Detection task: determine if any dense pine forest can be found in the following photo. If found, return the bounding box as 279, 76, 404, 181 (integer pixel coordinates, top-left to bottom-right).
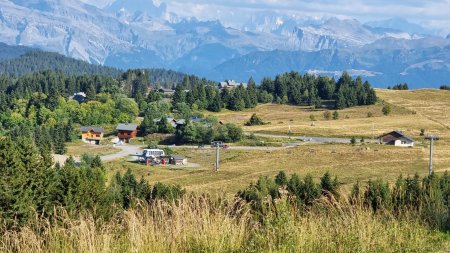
0, 51, 122, 77
171, 71, 377, 112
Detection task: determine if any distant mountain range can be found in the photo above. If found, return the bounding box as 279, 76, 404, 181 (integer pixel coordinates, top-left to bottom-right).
0, 0, 449, 88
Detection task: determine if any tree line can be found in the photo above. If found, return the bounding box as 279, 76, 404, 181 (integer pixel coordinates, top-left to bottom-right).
0, 136, 184, 228
172, 71, 377, 112
238, 171, 450, 231
388, 83, 409, 90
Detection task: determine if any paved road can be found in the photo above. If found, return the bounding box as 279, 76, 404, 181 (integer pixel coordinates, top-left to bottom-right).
53, 144, 144, 165
169, 144, 304, 151
102, 144, 143, 161
247, 132, 377, 144
54, 131, 372, 164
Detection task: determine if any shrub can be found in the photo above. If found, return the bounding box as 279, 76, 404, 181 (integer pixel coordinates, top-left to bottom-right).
275, 171, 288, 186
332, 111, 339, 120
245, 114, 265, 126
382, 104, 391, 116
147, 141, 158, 149
367, 112, 373, 118
350, 137, 356, 145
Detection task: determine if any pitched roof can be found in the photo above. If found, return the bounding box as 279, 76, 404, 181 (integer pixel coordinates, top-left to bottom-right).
379, 130, 415, 142
175, 119, 186, 125
171, 155, 186, 160
219, 80, 248, 89
116, 123, 138, 131
158, 88, 174, 93
81, 127, 104, 133
74, 92, 86, 97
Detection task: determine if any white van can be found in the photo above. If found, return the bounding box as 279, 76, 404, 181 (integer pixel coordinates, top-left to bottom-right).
139, 149, 165, 162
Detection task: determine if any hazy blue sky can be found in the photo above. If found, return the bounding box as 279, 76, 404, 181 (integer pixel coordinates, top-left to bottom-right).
82, 0, 450, 34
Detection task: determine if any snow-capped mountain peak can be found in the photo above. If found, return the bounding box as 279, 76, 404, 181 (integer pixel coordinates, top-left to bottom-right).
0, 0, 448, 88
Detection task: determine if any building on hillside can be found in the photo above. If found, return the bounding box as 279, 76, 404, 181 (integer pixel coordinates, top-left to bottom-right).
154, 117, 178, 128
219, 80, 247, 90
81, 127, 104, 145
170, 155, 188, 165
70, 92, 87, 103
158, 88, 175, 96
378, 131, 415, 147
154, 117, 202, 129
116, 123, 139, 143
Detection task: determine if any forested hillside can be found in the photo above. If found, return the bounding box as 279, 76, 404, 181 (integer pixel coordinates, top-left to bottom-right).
0, 51, 122, 77
0, 42, 36, 60
0, 43, 187, 85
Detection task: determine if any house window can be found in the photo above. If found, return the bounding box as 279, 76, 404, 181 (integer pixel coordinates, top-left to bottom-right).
96, 134, 100, 137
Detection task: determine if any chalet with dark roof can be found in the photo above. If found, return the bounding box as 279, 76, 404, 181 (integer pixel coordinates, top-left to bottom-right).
379, 131, 415, 147
71, 92, 87, 103
158, 88, 175, 96
116, 123, 139, 143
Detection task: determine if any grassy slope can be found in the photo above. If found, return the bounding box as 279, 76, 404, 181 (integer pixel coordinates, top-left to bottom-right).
205, 89, 450, 141
106, 89, 450, 196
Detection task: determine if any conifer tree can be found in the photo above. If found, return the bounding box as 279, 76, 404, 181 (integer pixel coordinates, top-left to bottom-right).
85, 83, 96, 101
52, 124, 67, 155
208, 93, 222, 112
0, 137, 33, 226
275, 171, 288, 186
140, 113, 157, 135
172, 84, 186, 107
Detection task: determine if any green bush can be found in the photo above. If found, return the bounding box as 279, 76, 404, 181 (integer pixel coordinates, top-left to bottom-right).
245, 113, 265, 126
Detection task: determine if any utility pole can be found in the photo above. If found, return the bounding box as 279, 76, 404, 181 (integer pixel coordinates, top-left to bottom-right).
425, 135, 440, 176
214, 141, 220, 172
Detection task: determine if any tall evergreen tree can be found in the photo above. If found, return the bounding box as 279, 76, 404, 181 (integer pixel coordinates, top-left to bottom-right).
246, 77, 258, 108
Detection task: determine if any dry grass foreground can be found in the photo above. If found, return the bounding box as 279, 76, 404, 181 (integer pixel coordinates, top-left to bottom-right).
1, 197, 448, 253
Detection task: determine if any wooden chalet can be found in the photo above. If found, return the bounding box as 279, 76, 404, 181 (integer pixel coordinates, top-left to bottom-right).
158, 88, 175, 96
81, 127, 104, 145
379, 131, 415, 147
116, 123, 139, 143
219, 80, 247, 90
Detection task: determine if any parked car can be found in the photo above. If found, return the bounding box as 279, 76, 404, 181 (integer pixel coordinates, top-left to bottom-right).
198, 144, 205, 148
222, 144, 229, 149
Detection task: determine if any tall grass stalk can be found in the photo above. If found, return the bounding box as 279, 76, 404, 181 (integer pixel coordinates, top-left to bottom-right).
0, 196, 447, 253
